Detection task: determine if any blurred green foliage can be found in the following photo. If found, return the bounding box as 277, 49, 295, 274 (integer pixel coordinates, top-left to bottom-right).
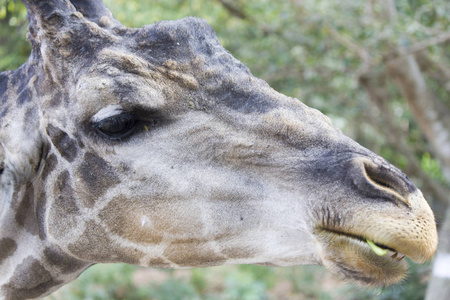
421, 152, 446, 182
0, 0, 29, 71
44, 261, 430, 300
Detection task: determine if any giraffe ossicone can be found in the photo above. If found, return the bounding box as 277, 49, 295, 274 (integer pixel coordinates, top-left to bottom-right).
0, 0, 438, 299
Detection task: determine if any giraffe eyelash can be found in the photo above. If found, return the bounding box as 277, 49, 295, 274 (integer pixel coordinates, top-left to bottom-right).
91, 105, 125, 123
89, 105, 168, 142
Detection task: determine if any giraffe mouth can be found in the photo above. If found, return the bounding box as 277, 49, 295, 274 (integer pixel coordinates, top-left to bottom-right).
321, 228, 407, 262
365, 239, 405, 261
315, 227, 411, 286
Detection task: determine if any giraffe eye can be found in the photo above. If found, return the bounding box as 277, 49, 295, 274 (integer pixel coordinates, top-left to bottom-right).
94, 113, 136, 140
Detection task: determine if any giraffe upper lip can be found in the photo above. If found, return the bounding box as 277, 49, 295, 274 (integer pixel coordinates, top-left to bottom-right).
319, 226, 431, 263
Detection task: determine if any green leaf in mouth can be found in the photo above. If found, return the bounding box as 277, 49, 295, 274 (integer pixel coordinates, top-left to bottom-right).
366, 239, 388, 256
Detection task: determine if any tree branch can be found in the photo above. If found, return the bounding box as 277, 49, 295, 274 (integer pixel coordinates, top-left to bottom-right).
325, 24, 375, 65
384, 32, 450, 61
415, 51, 450, 89
216, 0, 248, 20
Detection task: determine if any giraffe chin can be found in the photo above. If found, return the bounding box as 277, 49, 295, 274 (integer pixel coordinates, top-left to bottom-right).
315, 230, 408, 287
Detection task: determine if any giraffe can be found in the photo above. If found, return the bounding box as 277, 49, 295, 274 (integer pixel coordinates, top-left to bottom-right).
0, 0, 438, 299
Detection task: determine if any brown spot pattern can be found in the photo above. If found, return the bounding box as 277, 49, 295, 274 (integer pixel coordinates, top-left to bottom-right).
43, 246, 88, 274
99, 194, 207, 246
48, 171, 80, 238
14, 184, 39, 236
36, 190, 47, 240
41, 153, 57, 181
68, 220, 144, 264
0, 238, 17, 265
3, 256, 63, 300
99, 195, 163, 244
77, 152, 120, 206
220, 245, 256, 260
17, 87, 32, 107
163, 241, 226, 267
46, 124, 78, 162
147, 257, 172, 268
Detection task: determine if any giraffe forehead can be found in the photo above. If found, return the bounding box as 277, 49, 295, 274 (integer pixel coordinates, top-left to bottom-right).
75, 61, 167, 119
60, 17, 265, 121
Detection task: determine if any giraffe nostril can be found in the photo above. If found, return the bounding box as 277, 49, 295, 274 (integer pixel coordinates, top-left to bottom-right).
363, 161, 410, 205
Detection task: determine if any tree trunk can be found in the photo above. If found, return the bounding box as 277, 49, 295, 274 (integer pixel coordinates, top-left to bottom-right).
385, 53, 450, 300
426, 206, 450, 299
386, 55, 450, 180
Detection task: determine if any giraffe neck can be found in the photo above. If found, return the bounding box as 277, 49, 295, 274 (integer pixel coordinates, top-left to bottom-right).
0, 66, 90, 299
0, 179, 90, 299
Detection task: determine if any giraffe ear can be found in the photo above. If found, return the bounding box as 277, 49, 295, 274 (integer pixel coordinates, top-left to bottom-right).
70, 0, 122, 28
23, 0, 77, 51
23, 0, 122, 50
0, 132, 43, 217
0, 116, 44, 186
23, 0, 122, 85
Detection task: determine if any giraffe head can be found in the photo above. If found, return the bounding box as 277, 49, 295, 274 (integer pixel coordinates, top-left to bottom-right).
0, 0, 437, 298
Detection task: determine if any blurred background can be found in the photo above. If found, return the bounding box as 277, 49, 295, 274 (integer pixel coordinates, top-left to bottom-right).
1, 0, 449, 299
